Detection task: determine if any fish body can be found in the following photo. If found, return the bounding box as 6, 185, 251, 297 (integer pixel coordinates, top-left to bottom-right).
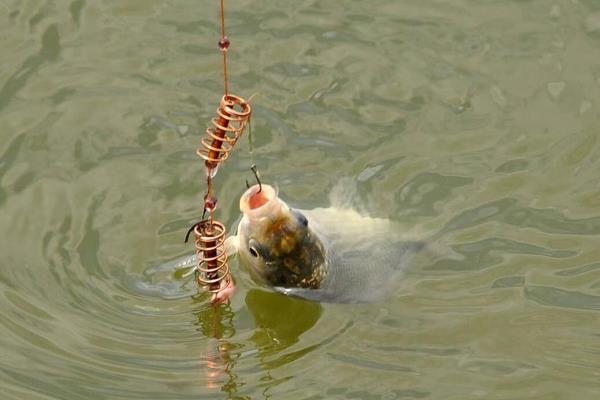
228, 184, 422, 303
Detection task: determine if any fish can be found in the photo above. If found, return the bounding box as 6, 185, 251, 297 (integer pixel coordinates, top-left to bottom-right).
226, 182, 424, 303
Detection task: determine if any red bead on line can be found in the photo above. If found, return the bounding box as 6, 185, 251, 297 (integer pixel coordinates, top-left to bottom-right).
204, 194, 217, 212
218, 36, 230, 51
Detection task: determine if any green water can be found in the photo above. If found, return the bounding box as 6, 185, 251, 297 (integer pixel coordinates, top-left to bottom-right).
2, 0, 600, 398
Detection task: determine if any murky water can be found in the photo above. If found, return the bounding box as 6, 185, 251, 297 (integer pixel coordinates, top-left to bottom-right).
2, 0, 600, 398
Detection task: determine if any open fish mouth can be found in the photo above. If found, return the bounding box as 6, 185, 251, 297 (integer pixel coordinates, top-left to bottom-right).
240, 184, 279, 218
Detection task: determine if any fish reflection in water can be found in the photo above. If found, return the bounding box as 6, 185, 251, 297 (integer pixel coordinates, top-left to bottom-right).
195, 290, 322, 397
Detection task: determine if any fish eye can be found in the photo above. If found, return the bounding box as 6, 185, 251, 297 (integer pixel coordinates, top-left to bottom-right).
248, 239, 261, 258
249, 246, 259, 258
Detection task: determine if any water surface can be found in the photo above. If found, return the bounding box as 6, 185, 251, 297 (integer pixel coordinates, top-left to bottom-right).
2, 0, 600, 399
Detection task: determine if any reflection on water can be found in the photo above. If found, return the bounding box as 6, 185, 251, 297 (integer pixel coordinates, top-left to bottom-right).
2, 0, 600, 398
196, 303, 238, 396
245, 290, 322, 370
196, 290, 321, 398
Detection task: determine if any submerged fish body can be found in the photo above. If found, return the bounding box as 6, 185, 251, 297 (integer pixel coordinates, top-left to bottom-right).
228, 184, 422, 303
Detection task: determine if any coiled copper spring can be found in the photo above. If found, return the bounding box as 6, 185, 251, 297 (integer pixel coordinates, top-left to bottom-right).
194, 220, 230, 291
188, 0, 251, 300
197, 94, 252, 171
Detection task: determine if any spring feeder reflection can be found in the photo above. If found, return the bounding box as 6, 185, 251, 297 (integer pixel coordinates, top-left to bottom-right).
193, 0, 251, 294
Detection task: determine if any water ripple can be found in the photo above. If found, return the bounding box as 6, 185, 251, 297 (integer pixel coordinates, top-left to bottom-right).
2, 0, 600, 398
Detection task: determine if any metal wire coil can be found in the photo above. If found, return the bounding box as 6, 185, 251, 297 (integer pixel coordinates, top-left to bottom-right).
197, 93, 252, 167
194, 220, 230, 291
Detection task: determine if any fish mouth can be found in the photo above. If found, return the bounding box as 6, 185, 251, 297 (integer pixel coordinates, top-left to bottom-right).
240, 184, 279, 219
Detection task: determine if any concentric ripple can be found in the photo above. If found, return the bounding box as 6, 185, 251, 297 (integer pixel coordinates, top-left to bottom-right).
2, 0, 600, 399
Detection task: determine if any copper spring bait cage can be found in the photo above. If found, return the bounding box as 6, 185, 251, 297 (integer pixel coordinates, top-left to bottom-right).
197, 94, 252, 171
192, 94, 251, 293
189, 0, 252, 297
194, 220, 230, 291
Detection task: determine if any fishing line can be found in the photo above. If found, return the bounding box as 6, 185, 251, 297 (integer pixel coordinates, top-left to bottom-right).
187, 0, 253, 298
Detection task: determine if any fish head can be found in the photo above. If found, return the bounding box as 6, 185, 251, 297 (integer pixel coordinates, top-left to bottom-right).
236, 184, 326, 289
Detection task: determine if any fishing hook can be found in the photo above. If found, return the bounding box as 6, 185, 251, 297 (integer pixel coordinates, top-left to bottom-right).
245, 164, 262, 192
184, 219, 208, 243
